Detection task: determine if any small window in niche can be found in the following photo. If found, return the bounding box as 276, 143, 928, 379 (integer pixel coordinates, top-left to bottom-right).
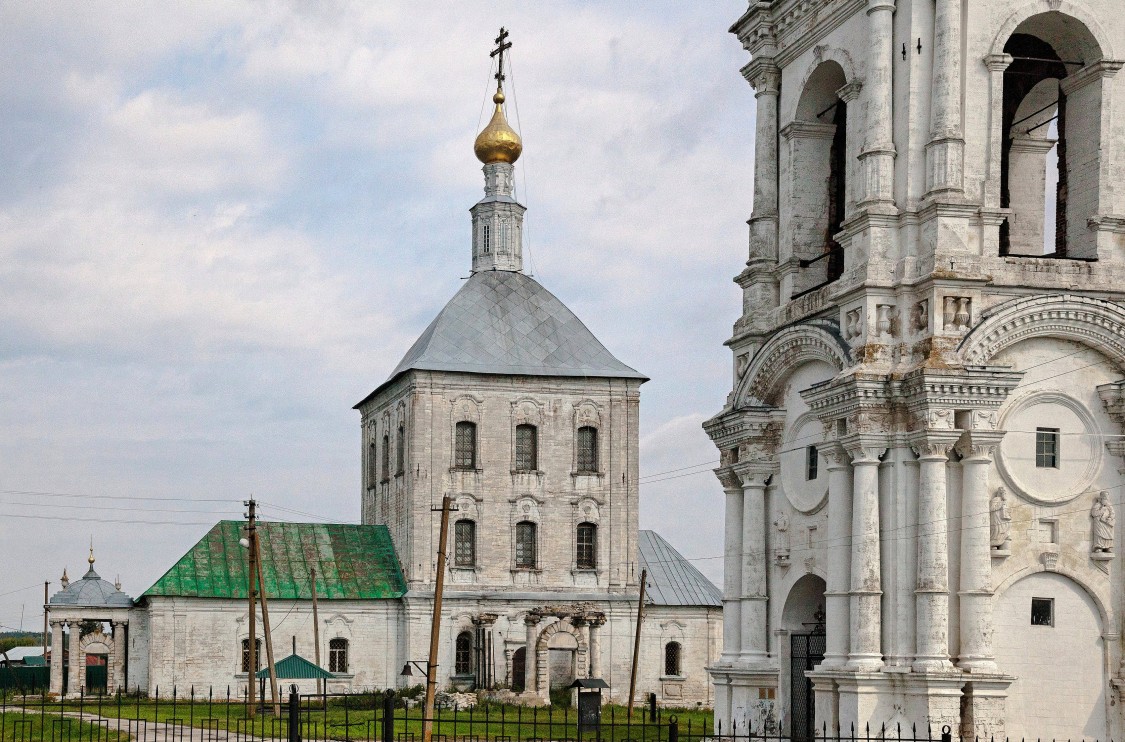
455, 631, 473, 675
805, 445, 819, 480
483, 224, 491, 254
1038, 519, 1058, 544
1036, 427, 1059, 468
664, 641, 682, 676
759, 688, 776, 700
1031, 597, 1054, 626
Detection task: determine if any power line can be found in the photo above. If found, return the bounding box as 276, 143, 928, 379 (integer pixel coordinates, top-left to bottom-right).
0, 489, 235, 504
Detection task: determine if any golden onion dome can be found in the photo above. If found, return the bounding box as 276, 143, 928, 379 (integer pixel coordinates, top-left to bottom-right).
474, 91, 522, 164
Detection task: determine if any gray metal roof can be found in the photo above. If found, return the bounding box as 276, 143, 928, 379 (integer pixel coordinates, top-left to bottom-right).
50, 567, 133, 608
639, 530, 722, 607
357, 270, 646, 406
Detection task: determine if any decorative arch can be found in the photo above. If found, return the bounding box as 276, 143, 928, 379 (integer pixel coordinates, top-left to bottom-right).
785, 46, 860, 122
780, 572, 827, 632
958, 294, 1125, 367
736, 320, 850, 407
532, 618, 589, 695
534, 619, 589, 653
79, 630, 113, 655
989, 3, 1113, 61
994, 563, 1112, 632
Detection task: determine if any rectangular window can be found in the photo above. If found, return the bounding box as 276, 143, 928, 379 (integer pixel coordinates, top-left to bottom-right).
1031, 597, 1054, 626
455, 421, 477, 470
515, 424, 538, 471
806, 445, 819, 480
454, 520, 476, 568
1036, 427, 1059, 468
515, 521, 537, 569
381, 435, 390, 482
396, 425, 405, 475
577, 426, 598, 473
328, 638, 348, 673
576, 523, 597, 569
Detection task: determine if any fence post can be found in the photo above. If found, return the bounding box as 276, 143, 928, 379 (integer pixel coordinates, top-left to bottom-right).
288, 685, 301, 742
669, 715, 679, 742
941, 725, 952, 742
648, 693, 656, 723
382, 689, 395, 742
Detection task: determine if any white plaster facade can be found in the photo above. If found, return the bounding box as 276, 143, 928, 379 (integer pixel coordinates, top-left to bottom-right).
710, 1, 1125, 738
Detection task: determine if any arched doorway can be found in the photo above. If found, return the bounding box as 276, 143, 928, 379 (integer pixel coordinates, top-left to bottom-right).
547, 631, 578, 689
781, 574, 827, 742
995, 571, 1106, 741
511, 647, 526, 692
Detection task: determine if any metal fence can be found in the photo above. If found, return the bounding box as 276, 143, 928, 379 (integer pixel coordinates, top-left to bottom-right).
0, 687, 1115, 742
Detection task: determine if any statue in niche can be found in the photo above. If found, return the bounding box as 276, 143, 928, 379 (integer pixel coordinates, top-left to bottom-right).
1091, 491, 1115, 553
773, 512, 790, 565
990, 487, 1012, 550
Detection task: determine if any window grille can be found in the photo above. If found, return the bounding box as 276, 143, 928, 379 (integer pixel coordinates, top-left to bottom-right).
381, 434, 390, 482
664, 641, 682, 676
483, 224, 491, 253
1031, 597, 1054, 626
1036, 427, 1059, 468
806, 445, 819, 480
576, 522, 597, 569
396, 425, 405, 475
328, 638, 348, 673
454, 520, 476, 568
577, 426, 598, 473
515, 424, 538, 471
241, 638, 262, 673
367, 441, 377, 488
455, 421, 477, 470
515, 521, 537, 569
455, 631, 473, 675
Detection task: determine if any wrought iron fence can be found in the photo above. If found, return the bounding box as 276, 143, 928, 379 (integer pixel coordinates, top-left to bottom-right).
0, 687, 1116, 742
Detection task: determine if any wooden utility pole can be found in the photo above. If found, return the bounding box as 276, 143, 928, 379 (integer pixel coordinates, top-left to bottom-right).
627, 568, 648, 718
246, 500, 259, 718
423, 496, 453, 742
42, 582, 48, 668
310, 567, 322, 695
256, 540, 281, 717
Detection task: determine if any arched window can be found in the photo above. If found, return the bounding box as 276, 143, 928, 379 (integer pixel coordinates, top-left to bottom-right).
577, 426, 598, 473
241, 638, 262, 673
455, 631, 473, 676
328, 638, 348, 673
788, 61, 849, 300
396, 424, 405, 475
367, 440, 377, 489
997, 16, 1107, 260
576, 522, 597, 569
381, 434, 390, 482
454, 519, 476, 567
455, 421, 477, 470
515, 521, 537, 569
664, 641, 682, 677
515, 424, 538, 471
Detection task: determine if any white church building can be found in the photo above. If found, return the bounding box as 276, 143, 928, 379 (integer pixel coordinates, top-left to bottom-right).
46, 55, 722, 707
708, 0, 1125, 739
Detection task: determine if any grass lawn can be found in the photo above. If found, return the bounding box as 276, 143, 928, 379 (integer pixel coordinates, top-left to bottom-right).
0, 712, 129, 742
13, 696, 714, 741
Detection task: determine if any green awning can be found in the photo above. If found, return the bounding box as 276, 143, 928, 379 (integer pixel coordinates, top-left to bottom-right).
143, 521, 406, 600
256, 654, 334, 680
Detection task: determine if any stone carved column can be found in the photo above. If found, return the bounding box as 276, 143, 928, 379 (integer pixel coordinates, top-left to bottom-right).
860, 0, 897, 208
49, 620, 64, 696
956, 430, 1005, 671
523, 614, 539, 695
738, 467, 771, 664
717, 469, 744, 664
909, 429, 960, 671
67, 621, 81, 697
588, 616, 604, 679
843, 436, 886, 671
926, 0, 965, 196
110, 621, 127, 694
983, 54, 1013, 208
746, 61, 780, 262
818, 441, 853, 668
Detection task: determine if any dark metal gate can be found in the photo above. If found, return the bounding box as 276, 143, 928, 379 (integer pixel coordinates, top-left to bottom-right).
790, 631, 825, 742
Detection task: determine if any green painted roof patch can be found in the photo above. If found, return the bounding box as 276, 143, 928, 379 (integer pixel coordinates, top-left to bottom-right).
143, 521, 406, 600
256, 654, 334, 680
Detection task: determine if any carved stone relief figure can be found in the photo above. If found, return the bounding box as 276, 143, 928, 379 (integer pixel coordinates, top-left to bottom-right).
773, 512, 790, 565
990, 487, 1012, 550
1091, 491, 1115, 553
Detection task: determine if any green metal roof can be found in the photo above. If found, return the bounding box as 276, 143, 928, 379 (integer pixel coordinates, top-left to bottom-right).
143, 521, 406, 600
256, 654, 334, 680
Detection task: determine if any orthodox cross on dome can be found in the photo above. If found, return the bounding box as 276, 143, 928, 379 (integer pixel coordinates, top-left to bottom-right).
490, 27, 512, 92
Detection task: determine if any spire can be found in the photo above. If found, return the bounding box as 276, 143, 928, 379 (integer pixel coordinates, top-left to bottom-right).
470, 28, 527, 274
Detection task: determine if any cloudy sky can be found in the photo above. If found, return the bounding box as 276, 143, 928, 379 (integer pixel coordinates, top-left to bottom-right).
0, 1, 756, 628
